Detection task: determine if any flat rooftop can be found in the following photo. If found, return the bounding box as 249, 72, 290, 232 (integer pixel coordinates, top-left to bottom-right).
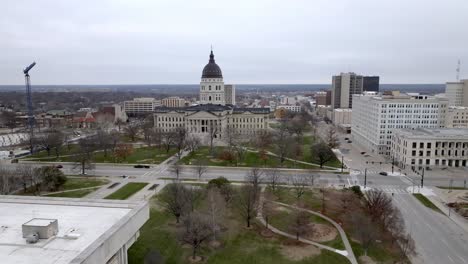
395, 128, 468, 139
0, 196, 146, 264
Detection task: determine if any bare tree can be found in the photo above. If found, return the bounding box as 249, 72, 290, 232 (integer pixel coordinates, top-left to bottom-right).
206, 187, 226, 244
174, 127, 187, 160
262, 192, 275, 229
246, 167, 263, 201
208, 120, 219, 154
288, 209, 312, 240
272, 123, 293, 166
193, 160, 208, 181
290, 174, 311, 200
0, 111, 17, 131
265, 168, 282, 193
186, 135, 200, 152
73, 137, 96, 175
326, 126, 339, 149
96, 129, 112, 157
350, 212, 377, 256
310, 142, 335, 168
365, 189, 393, 223
160, 181, 188, 223
237, 184, 259, 228
398, 233, 416, 260
115, 118, 125, 132
180, 212, 212, 261
162, 130, 177, 153
15, 164, 34, 193
170, 164, 183, 180
124, 123, 140, 142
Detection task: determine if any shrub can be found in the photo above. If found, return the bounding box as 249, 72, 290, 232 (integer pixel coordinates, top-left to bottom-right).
208, 177, 230, 188
350, 185, 363, 198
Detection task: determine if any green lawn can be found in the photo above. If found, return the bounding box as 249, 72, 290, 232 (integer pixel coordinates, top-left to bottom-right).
413, 193, 443, 213
436, 186, 468, 190
62, 177, 110, 190
180, 146, 319, 169
26, 146, 177, 164
128, 205, 350, 264
45, 187, 100, 198
350, 239, 398, 263
270, 187, 323, 211
104, 182, 148, 200
25, 144, 81, 159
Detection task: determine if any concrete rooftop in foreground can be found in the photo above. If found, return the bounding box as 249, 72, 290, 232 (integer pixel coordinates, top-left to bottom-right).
0, 196, 148, 264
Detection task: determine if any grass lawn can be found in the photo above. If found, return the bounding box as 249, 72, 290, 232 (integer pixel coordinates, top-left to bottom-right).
26, 146, 177, 164
45, 187, 100, 198
25, 144, 81, 159
413, 193, 443, 213
436, 186, 467, 190
104, 182, 148, 200
270, 187, 323, 212
180, 146, 319, 169
128, 200, 350, 264
350, 239, 398, 263
62, 177, 110, 191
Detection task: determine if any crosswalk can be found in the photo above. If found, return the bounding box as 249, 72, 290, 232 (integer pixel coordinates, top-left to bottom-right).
374, 185, 409, 194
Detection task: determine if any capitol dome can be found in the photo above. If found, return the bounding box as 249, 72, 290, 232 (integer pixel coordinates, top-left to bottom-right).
202, 50, 223, 78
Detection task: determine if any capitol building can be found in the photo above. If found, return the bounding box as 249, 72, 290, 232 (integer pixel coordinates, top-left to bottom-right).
153, 50, 270, 144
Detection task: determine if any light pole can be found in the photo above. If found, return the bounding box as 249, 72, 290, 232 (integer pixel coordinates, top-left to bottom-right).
341, 155, 344, 173
392, 155, 395, 174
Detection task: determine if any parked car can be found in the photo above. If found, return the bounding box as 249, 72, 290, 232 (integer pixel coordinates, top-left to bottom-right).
360, 151, 366, 155
55, 165, 63, 169
379, 172, 388, 176
344, 137, 349, 140
134, 165, 144, 168
347, 140, 352, 143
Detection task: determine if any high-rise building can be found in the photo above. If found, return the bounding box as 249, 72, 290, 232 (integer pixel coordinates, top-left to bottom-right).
351, 91, 448, 156
445, 80, 468, 106
331, 73, 380, 109
224, 84, 236, 105
446, 106, 468, 128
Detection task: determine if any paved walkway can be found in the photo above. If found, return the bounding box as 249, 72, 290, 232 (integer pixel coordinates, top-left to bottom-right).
257, 192, 358, 264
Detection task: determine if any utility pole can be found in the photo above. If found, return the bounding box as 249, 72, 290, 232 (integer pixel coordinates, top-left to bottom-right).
392, 155, 395, 174
420, 168, 425, 188
364, 168, 367, 189
23, 62, 36, 154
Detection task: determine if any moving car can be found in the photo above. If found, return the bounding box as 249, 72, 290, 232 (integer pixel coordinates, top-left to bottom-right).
379, 172, 388, 176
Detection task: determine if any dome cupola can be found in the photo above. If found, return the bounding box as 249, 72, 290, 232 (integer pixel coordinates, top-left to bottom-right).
201, 50, 223, 78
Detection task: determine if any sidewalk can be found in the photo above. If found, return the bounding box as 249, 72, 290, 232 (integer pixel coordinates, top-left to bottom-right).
411, 186, 468, 233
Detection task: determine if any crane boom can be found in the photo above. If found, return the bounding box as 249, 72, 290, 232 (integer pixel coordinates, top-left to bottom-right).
23, 62, 36, 153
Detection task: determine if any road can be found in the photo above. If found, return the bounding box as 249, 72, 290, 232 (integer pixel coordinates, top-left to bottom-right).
393, 193, 468, 264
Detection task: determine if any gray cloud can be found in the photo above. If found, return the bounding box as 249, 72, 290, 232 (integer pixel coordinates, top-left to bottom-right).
1, 0, 467, 84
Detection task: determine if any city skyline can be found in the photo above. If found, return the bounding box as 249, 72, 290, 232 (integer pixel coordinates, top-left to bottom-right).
1, 0, 467, 85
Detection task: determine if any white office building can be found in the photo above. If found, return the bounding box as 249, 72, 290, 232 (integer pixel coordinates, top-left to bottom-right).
351, 91, 448, 156
277, 104, 301, 113
392, 128, 468, 169
446, 106, 468, 128
123, 98, 161, 115
0, 196, 149, 264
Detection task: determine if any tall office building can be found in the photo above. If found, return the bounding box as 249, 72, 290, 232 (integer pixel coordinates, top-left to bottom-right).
331, 72, 380, 109
445, 80, 468, 106
224, 84, 236, 105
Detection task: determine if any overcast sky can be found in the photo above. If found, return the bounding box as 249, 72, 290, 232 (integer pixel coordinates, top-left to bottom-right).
1, 0, 467, 85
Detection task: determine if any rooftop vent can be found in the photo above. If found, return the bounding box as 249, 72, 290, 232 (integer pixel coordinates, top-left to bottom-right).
22, 218, 58, 240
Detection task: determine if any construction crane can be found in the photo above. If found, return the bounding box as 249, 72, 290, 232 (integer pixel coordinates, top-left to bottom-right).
23, 62, 36, 153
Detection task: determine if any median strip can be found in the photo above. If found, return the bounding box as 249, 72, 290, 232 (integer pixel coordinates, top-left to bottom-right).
104, 182, 149, 200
